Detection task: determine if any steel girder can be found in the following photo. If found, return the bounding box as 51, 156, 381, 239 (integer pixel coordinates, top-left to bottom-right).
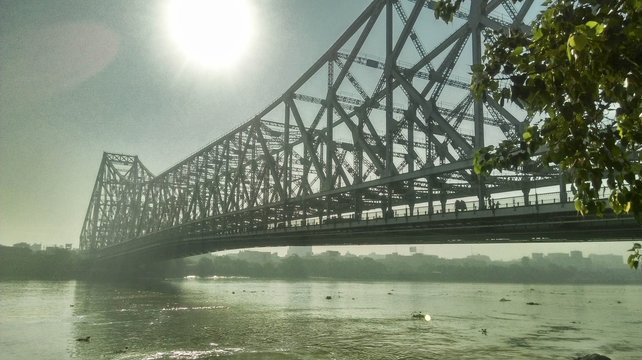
81, 0, 564, 252
79, 153, 155, 250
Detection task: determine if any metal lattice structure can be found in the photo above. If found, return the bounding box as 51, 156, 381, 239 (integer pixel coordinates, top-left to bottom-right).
80, 153, 154, 250
81, 0, 571, 254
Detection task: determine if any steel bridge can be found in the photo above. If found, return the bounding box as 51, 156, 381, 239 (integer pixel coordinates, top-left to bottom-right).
79, 0, 640, 262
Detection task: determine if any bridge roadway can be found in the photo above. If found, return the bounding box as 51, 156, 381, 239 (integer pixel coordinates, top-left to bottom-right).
93, 194, 640, 263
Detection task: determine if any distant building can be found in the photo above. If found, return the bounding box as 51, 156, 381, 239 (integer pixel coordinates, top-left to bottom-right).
286, 246, 312, 257
546, 252, 570, 265
415, 253, 439, 261
589, 254, 624, 268
363, 252, 386, 260
543, 251, 594, 267
65, 243, 72, 250
236, 250, 279, 263
408, 253, 440, 266
467, 254, 491, 261
30, 243, 42, 252
466, 254, 492, 264
1, 244, 30, 256
568, 250, 590, 267
318, 250, 341, 258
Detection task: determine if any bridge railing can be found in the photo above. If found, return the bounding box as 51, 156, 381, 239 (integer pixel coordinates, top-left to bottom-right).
261, 186, 612, 230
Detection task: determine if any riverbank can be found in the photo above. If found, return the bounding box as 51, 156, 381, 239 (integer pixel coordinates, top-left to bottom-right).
181, 251, 642, 284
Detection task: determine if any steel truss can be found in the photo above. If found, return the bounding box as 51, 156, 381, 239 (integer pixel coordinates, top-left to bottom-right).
80, 153, 154, 250
80, 0, 566, 252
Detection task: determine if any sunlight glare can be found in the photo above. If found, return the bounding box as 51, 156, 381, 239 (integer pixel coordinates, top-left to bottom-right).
167, 0, 254, 70
424, 314, 431, 321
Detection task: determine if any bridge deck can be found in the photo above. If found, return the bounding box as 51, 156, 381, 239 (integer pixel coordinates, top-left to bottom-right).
94, 201, 640, 262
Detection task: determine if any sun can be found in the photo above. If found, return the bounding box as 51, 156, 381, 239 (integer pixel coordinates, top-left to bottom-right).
166, 0, 254, 70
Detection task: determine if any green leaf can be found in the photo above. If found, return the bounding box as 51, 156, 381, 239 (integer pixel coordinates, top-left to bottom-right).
473, 151, 486, 175
533, 27, 543, 41
470, 64, 484, 72
439, 0, 642, 223
474, 161, 483, 175
628, 254, 636, 268
569, 33, 587, 51
585, 21, 604, 35
574, 199, 584, 215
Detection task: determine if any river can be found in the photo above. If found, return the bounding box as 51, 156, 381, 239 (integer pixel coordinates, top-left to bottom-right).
1, 279, 640, 359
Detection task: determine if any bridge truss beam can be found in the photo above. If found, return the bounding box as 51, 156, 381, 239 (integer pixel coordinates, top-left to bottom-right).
81, 0, 574, 254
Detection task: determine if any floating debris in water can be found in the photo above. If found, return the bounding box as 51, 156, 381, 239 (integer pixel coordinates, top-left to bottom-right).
76, 336, 91, 342
161, 305, 227, 311
574, 354, 611, 360
526, 302, 541, 306
481, 328, 487, 335
412, 312, 431, 321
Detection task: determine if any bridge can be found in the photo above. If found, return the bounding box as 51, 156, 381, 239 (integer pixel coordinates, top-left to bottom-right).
79, 0, 640, 263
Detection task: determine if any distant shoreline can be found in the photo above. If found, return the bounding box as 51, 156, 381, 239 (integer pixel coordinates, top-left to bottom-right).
2, 245, 640, 284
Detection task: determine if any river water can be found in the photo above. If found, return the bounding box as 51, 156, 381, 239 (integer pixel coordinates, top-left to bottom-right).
1, 279, 640, 359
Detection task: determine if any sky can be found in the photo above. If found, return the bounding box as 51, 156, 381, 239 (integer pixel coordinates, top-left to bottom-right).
0, 0, 633, 261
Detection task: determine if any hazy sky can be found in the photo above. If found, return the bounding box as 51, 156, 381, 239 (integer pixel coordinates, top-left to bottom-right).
0, 0, 632, 261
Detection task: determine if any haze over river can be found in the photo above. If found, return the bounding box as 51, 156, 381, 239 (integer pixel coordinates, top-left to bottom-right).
1, 279, 640, 359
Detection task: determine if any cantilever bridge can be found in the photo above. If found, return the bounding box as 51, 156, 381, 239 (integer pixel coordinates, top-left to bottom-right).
79, 0, 639, 262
